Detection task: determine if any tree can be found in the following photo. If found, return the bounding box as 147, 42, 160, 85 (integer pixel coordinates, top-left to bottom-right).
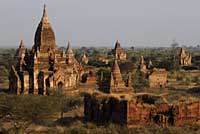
0, 94, 59, 134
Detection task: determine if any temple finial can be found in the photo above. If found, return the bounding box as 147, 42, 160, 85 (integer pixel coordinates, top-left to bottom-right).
42, 1, 48, 22
66, 41, 73, 55
115, 40, 121, 49
19, 40, 25, 48
44, 0, 47, 9
67, 40, 71, 47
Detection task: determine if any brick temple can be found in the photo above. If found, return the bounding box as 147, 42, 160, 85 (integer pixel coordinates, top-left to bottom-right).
9, 4, 82, 95
113, 40, 127, 61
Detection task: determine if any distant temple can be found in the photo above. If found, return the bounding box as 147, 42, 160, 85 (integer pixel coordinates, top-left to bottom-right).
179, 48, 192, 66
109, 60, 132, 93
9, 4, 82, 95
138, 56, 168, 88
138, 55, 147, 74
113, 40, 126, 61
148, 68, 168, 88
84, 58, 198, 128
99, 59, 133, 93
81, 53, 89, 64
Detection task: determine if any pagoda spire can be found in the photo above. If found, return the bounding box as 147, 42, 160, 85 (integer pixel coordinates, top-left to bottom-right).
66, 41, 73, 56
112, 59, 123, 81
115, 40, 121, 49
139, 55, 147, 73
15, 40, 26, 59
109, 59, 126, 92
41, 2, 49, 22
19, 40, 25, 48
66, 41, 74, 64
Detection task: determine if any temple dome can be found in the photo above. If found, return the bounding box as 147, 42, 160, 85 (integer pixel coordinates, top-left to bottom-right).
33, 4, 57, 53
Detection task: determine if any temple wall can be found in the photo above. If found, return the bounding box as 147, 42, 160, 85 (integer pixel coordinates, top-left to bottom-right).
84, 93, 200, 128
84, 93, 127, 124
149, 74, 167, 88
127, 102, 152, 126
174, 101, 200, 125
86, 76, 97, 85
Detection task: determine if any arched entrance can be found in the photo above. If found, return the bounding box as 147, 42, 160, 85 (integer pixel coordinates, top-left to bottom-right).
58, 81, 64, 90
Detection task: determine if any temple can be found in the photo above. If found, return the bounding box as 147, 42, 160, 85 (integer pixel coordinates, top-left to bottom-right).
109, 60, 132, 93
98, 59, 133, 93
9, 4, 82, 95
113, 40, 127, 60
148, 68, 168, 88
138, 55, 147, 74
179, 47, 192, 66
81, 53, 89, 64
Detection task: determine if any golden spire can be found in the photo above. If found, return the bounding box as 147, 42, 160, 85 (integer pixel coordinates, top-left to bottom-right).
42, 2, 49, 22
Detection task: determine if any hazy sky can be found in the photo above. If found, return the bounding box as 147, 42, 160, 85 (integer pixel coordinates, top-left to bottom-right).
0, 0, 200, 48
